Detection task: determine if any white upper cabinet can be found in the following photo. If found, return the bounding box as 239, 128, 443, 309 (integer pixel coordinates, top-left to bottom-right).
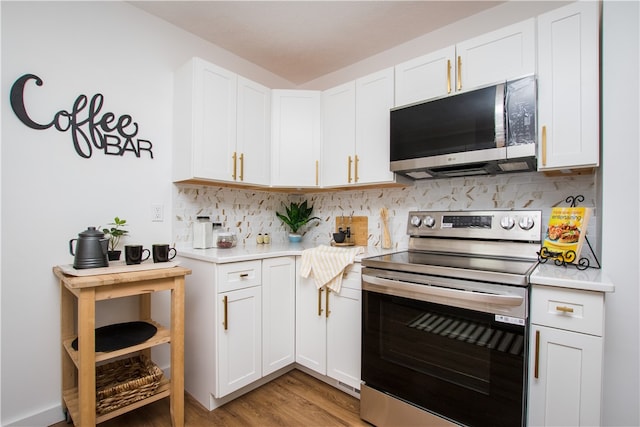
322, 68, 397, 187
271, 90, 322, 188
537, 1, 600, 171
456, 18, 535, 92
237, 76, 271, 185
355, 68, 396, 185
173, 57, 270, 185
322, 81, 356, 187
395, 46, 456, 106
394, 19, 535, 107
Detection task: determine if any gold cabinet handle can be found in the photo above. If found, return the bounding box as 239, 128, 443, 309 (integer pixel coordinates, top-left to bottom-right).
325, 288, 331, 318
223, 295, 228, 330
318, 288, 324, 316
239, 273, 249, 278
534, 329, 540, 379
239, 153, 244, 181
354, 155, 359, 183
541, 126, 547, 167
232, 151, 237, 180
447, 59, 452, 94
556, 305, 574, 314
348, 156, 353, 183
457, 56, 462, 91
315, 160, 319, 186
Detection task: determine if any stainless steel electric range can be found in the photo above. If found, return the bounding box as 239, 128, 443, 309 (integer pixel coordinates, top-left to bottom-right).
360, 210, 542, 427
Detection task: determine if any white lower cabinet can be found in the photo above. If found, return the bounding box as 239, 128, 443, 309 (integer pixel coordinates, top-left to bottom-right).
181, 256, 297, 409
295, 259, 362, 390
215, 261, 262, 397
528, 285, 605, 426
217, 284, 262, 397
262, 256, 296, 375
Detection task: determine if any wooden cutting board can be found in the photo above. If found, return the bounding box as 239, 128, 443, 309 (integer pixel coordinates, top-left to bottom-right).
335, 216, 368, 246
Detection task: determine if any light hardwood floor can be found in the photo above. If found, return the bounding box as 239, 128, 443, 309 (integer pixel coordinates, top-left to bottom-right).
50, 369, 371, 427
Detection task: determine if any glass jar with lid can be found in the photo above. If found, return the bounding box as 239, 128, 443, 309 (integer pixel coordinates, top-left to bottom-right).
216, 232, 237, 249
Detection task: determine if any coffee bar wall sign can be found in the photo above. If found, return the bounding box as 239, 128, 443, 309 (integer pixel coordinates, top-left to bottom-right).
9, 73, 154, 159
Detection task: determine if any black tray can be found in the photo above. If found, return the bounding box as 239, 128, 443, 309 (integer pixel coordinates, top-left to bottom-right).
71, 321, 157, 352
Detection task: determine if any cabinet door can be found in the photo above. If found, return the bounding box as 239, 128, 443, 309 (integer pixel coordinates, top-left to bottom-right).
355, 68, 395, 185
271, 90, 321, 187
262, 257, 296, 375
173, 58, 237, 182
322, 81, 356, 187
237, 77, 271, 185
537, 2, 599, 171
394, 46, 455, 106
194, 59, 238, 181
326, 286, 361, 390
295, 265, 327, 374
216, 286, 262, 397
456, 18, 535, 92
528, 325, 603, 426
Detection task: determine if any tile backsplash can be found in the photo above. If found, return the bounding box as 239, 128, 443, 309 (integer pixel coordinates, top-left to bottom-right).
173, 171, 597, 254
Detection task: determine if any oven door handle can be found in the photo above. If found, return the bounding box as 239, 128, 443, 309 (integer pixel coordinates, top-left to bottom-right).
362, 274, 524, 308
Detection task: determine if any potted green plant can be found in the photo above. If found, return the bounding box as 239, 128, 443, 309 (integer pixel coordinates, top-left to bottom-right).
102, 216, 129, 261
276, 201, 320, 243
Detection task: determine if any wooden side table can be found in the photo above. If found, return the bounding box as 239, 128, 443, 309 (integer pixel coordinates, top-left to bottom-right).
53, 265, 191, 426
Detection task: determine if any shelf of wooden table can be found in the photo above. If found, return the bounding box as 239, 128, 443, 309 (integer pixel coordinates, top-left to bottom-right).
53, 265, 191, 427
62, 320, 171, 366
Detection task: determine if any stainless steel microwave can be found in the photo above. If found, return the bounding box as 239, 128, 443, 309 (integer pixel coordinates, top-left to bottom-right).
390, 75, 537, 179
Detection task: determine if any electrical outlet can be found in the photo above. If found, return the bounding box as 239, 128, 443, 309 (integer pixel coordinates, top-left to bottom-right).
151, 204, 164, 222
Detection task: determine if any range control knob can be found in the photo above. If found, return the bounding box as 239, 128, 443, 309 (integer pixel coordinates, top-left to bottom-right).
410, 215, 422, 228
423, 215, 436, 228
518, 216, 535, 230
500, 216, 516, 230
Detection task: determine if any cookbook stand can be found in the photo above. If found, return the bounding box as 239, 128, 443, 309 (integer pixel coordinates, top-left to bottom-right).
537, 195, 601, 271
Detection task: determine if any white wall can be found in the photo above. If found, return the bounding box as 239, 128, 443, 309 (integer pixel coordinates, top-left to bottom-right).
601, 1, 640, 425
0, 2, 287, 425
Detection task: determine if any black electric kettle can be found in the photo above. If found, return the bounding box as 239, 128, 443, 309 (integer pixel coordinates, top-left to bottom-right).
69, 226, 109, 269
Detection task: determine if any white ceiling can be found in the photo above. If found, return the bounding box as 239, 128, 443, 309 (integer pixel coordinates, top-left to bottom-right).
128, 1, 503, 85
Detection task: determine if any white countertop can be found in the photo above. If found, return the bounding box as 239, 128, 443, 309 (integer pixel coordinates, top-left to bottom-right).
176, 242, 400, 264
177, 243, 615, 293
530, 262, 615, 293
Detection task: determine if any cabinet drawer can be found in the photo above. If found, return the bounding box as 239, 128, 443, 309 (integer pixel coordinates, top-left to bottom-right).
342, 263, 361, 290
217, 260, 262, 292
530, 285, 604, 336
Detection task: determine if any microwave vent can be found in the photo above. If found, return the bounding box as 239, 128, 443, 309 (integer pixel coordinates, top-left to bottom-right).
499, 161, 532, 172
406, 171, 433, 179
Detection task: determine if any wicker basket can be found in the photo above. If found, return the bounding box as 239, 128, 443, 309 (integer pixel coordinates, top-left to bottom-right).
95, 354, 164, 415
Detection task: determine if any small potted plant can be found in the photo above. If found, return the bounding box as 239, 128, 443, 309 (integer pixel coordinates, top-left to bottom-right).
276, 200, 320, 243
102, 216, 129, 261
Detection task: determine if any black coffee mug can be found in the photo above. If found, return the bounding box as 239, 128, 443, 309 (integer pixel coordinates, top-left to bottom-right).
152, 244, 177, 263
125, 245, 150, 265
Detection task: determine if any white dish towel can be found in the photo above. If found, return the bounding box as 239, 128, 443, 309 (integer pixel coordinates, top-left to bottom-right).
299, 245, 364, 293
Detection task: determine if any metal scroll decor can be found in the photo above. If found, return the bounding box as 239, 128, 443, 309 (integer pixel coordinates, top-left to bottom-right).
9, 74, 154, 160
537, 195, 601, 271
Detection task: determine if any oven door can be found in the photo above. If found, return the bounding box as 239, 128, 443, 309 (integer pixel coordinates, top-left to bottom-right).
362, 271, 528, 427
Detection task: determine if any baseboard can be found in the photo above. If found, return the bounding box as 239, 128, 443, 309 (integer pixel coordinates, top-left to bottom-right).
5, 405, 64, 427
294, 363, 361, 399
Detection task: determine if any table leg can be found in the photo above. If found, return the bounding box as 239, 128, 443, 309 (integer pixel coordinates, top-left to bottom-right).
170, 277, 185, 427
77, 288, 96, 426
60, 284, 76, 414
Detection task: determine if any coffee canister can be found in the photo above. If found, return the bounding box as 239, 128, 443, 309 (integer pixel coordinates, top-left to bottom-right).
192, 216, 220, 249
